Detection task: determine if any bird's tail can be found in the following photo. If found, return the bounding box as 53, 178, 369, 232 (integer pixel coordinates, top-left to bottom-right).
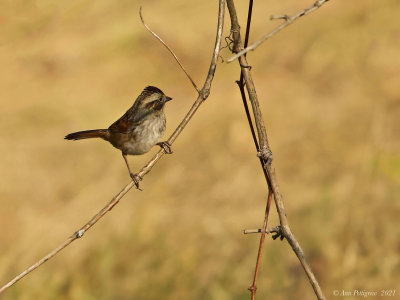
65, 129, 109, 141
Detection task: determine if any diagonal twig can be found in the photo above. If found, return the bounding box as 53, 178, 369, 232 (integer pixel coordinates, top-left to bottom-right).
227, 0, 330, 63
139, 6, 200, 93
0, 1, 225, 294
0, 183, 132, 294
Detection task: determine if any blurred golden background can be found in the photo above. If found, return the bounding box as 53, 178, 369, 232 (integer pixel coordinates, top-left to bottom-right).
1, 0, 399, 299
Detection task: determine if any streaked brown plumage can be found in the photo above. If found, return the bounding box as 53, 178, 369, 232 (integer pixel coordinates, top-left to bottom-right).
65, 86, 172, 188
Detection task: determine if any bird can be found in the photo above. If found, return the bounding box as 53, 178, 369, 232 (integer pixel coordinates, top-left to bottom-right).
65, 86, 173, 189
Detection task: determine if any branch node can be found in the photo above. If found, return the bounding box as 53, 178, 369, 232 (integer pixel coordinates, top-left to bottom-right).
239, 63, 252, 70
271, 226, 284, 240
257, 146, 273, 165
248, 285, 257, 292
76, 229, 85, 238
200, 88, 210, 100
235, 80, 245, 89
314, 0, 327, 8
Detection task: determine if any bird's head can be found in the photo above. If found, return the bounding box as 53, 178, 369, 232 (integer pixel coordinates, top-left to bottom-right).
136, 86, 172, 111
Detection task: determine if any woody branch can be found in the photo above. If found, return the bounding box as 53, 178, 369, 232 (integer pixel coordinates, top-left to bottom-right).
226, 0, 326, 299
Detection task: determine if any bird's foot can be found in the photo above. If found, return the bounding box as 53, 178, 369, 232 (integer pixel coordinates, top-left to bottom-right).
157, 141, 173, 154
130, 173, 143, 191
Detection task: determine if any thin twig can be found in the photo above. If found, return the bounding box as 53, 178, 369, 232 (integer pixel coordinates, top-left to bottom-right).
248, 191, 273, 300
227, 0, 330, 62
243, 226, 279, 235
226, 0, 326, 299
0, 1, 225, 294
139, 6, 200, 93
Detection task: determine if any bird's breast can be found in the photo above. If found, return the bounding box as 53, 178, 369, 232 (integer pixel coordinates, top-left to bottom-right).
114, 112, 166, 155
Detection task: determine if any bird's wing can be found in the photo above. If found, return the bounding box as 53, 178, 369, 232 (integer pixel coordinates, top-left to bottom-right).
109, 109, 152, 134
109, 87, 161, 134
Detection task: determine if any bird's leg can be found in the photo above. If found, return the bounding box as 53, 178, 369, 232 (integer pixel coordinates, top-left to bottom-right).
122, 153, 142, 190
156, 141, 173, 154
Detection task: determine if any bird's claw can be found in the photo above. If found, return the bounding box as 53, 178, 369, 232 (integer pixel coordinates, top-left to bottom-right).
130, 173, 143, 191
157, 141, 173, 154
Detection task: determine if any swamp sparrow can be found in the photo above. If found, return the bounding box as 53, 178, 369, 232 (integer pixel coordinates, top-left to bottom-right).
65, 86, 173, 189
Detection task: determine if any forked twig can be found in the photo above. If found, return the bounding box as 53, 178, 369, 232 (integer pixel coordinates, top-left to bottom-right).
0, 1, 225, 294
227, 0, 330, 62
139, 6, 200, 93
234, 0, 275, 297
226, 0, 326, 299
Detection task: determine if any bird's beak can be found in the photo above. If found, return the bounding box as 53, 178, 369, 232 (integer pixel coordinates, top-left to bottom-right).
164, 96, 173, 102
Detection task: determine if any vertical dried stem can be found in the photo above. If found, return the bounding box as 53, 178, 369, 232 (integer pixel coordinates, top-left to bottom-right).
235, 0, 274, 298
249, 191, 273, 300
226, 0, 325, 299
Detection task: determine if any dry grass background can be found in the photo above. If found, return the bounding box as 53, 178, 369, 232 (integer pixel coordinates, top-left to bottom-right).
1, 0, 399, 299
